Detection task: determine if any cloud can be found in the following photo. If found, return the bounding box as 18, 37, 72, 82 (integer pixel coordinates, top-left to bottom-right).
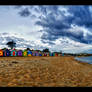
34, 6, 92, 44
67, 6, 92, 27
8, 5, 92, 53
18, 8, 31, 17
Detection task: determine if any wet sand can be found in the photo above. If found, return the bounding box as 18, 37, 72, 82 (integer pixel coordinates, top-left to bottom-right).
0, 56, 92, 87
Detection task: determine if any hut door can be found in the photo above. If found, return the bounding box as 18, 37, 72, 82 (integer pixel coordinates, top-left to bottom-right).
5, 52, 6, 56
13, 52, 15, 56
7, 52, 9, 56
0, 52, 3, 56
24, 52, 26, 56
19, 52, 22, 56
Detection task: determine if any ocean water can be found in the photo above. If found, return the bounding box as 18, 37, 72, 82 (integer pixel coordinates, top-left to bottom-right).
75, 56, 92, 64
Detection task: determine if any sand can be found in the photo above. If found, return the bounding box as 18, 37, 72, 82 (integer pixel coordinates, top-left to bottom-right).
0, 56, 92, 87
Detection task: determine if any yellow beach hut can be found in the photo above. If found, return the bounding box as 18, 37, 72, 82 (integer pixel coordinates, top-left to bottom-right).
0, 50, 3, 56
23, 50, 27, 56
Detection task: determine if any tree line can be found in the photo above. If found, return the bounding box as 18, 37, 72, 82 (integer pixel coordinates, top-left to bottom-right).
6, 40, 50, 52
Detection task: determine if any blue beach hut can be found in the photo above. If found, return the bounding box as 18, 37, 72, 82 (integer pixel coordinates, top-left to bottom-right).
62, 53, 64, 56
39, 53, 42, 56
3, 49, 10, 56
27, 50, 32, 56
49, 52, 53, 56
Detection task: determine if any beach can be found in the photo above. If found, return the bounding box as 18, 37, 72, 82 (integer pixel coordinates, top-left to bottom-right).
0, 56, 92, 87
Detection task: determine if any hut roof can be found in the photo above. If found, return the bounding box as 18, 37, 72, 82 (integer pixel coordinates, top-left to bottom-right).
10, 49, 16, 52
0, 49, 3, 51
4, 49, 10, 52
23, 50, 27, 53
17, 50, 23, 52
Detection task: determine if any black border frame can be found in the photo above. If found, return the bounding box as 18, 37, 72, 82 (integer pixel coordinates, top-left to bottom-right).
0, 0, 92, 5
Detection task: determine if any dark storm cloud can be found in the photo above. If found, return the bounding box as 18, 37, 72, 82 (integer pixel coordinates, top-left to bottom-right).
18, 8, 31, 17
67, 6, 92, 27
36, 6, 92, 44
16, 5, 92, 44
41, 39, 55, 45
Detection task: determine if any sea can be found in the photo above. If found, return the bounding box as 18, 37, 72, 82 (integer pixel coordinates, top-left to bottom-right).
75, 56, 92, 64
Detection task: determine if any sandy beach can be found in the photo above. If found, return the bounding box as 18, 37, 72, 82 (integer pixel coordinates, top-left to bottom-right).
0, 56, 92, 87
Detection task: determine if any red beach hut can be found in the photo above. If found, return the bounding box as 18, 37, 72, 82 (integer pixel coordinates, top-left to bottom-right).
11, 49, 17, 56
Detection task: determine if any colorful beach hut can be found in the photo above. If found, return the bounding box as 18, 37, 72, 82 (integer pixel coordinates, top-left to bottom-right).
11, 49, 17, 56
46, 52, 49, 56
44, 52, 49, 56
3, 49, 10, 56
62, 53, 64, 56
42, 53, 44, 56
32, 51, 39, 56
39, 53, 42, 56
17, 50, 23, 56
58, 53, 61, 56
54, 52, 58, 56
49, 52, 53, 56
27, 50, 32, 56
0, 50, 3, 56
39, 52, 42, 56
52, 52, 57, 56
52, 53, 54, 56
53, 52, 55, 56
35, 51, 39, 56
32, 52, 35, 56
43, 53, 47, 56
23, 50, 27, 56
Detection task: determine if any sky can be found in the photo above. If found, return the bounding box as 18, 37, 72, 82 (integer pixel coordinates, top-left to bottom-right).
0, 5, 92, 53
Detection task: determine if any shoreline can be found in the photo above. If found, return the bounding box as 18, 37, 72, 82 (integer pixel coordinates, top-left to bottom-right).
75, 56, 92, 65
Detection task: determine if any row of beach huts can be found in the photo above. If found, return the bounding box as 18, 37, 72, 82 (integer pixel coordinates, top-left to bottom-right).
0, 49, 63, 57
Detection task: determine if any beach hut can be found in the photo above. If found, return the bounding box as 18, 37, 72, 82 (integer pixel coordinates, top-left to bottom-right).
51, 52, 54, 56
53, 52, 55, 56
3, 49, 10, 56
58, 53, 61, 56
23, 50, 27, 57
11, 49, 17, 56
17, 50, 23, 56
49, 52, 53, 56
27, 50, 32, 56
52, 53, 54, 56
44, 53, 47, 56
32, 51, 35, 56
39, 52, 42, 56
32, 51, 39, 56
39, 53, 42, 56
62, 53, 64, 56
42, 52, 44, 56
54, 52, 58, 56
37, 51, 42, 56
0, 50, 3, 56
35, 51, 39, 56
45, 52, 49, 56
48, 53, 50, 56
49, 52, 51, 56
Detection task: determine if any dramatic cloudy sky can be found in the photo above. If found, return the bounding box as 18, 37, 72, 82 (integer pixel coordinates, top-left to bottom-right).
0, 5, 92, 53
